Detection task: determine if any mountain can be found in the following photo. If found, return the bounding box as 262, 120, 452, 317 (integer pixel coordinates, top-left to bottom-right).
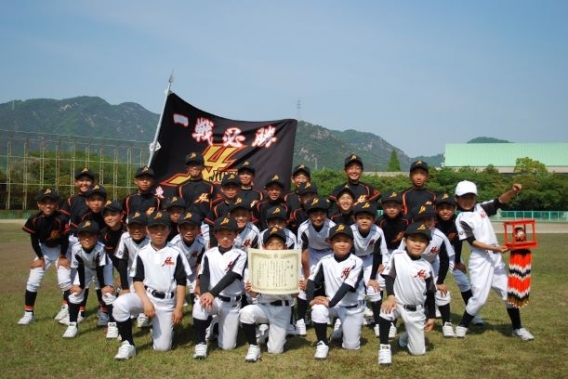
467, 137, 511, 144
0, 96, 415, 171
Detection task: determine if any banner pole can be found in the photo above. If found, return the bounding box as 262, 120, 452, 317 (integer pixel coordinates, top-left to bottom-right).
147, 71, 174, 166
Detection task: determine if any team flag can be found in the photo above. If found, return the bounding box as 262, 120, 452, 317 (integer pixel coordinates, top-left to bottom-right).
149, 92, 297, 198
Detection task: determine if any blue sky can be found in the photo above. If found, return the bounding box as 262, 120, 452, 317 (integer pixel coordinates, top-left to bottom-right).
1, 1, 567, 157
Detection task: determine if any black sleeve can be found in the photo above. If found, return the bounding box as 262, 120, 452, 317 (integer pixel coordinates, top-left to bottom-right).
96, 265, 106, 288
425, 276, 436, 318
384, 275, 395, 297
132, 255, 145, 283
174, 255, 188, 286
301, 232, 309, 250
76, 257, 86, 289
59, 238, 69, 258
437, 244, 449, 285
306, 264, 325, 302
328, 283, 354, 308
199, 256, 210, 294
454, 239, 463, 263
117, 259, 130, 289
30, 235, 44, 258
210, 272, 241, 297
371, 238, 383, 274
466, 236, 476, 246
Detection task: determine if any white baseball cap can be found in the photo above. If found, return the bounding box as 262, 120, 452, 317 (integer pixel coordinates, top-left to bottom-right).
455, 180, 478, 196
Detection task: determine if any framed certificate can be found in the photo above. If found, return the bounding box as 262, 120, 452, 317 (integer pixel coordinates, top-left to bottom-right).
247, 248, 301, 295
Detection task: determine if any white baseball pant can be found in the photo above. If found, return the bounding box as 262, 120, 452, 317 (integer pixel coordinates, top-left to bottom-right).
466, 251, 509, 315
311, 302, 365, 350
193, 296, 241, 350
239, 302, 291, 354
26, 245, 72, 292
381, 304, 427, 356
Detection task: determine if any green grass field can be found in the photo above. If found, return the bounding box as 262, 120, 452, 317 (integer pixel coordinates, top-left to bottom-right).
2, 222, 567, 379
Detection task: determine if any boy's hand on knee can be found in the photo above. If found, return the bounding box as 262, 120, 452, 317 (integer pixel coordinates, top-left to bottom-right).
143, 302, 156, 318
172, 308, 183, 325
381, 296, 396, 313
424, 318, 435, 332
70, 285, 82, 294
57, 257, 70, 269
454, 262, 467, 273
31, 257, 45, 269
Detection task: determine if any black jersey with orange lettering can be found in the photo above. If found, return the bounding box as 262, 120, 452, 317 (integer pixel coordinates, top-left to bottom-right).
330, 211, 355, 227
376, 214, 409, 251
23, 211, 69, 257
254, 198, 288, 230
401, 187, 437, 216
60, 193, 89, 220
122, 192, 161, 218
330, 181, 380, 209
178, 178, 218, 219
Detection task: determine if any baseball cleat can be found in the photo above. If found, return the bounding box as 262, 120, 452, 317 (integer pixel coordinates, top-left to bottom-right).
455, 325, 468, 338
106, 322, 119, 339
115, 341, 136, 360
442, 322, 456, 338
63, 322, 79, 338
373, 324, 380, 338
398, 331, 409, 349
136, 314, 150, 328
295, 319, 307, 336
388, 324, 397, 339
245, 344, 261, 362
512, 328, 534, 341
18, 312, 35, 325
193, 343, 208, 359
472, 315, 485, 326
54, 305, 69, 321
314, 341, 329, 360
378, 344, 392, 366
97, 309, 109, 327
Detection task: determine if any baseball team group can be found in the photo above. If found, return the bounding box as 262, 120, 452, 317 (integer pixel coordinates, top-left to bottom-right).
17, 151, 534, 366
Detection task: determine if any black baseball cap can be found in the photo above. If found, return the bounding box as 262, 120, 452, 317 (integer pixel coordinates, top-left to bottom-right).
329, 223, 354, 240
409, 204, 436, 221
164, 196, 186, 210
213, 216, 238, 232
86, 184, 107, 199
344, 154, 364, 169
147, 210, 171, 227
265, 174, 285, 189
381, 190, 402, 204
221, 173, 241, 187
128, 211, 147, 226
237, 161, 256, 174
135, 166, 155, 178
36, 187, 60, 202
75, 167, 95, 181
436, 193, 456, 207
297, 182, 318, 196
103, 200, 122, 213
353, 201, 377, 217
410, 160, 429, 173
229, 197, 251, 212
265, 205, 287, 221
292, 164, 311, 177
306, 196, 329, 213
335, 184, 355, 199
404, 222, 432, 241
77, 220, 100, 235
185, 151, 205, 165
179, 211, 202, 226
262, 227, 287, 245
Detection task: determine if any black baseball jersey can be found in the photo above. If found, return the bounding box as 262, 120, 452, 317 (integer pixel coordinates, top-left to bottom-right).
401, 187, 437, 216
254, 198, 288, 230
59, 193, 89, 220
285, 191, 302, 213
23, 211, 69, 255
330, 211, 355, 227
330, 181, 380, 206
99, 224, 126, 268
376, 214, 409, 251
240, 187, 263, 208
436, 215, 463, 264
71, 210, 105, 235
287, 207, 308, 235
178, 178, 219, 220
122, 192, 161, 218
205, 199, 233, 226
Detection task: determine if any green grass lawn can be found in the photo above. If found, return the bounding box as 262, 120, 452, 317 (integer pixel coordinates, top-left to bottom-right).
1, 223, 567, 379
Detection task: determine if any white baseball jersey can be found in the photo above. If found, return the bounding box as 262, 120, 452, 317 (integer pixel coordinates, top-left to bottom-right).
455, 201, 499, 250
297, 219, 336, 251
309, 253, 365, 306
382, 249, 436, 307
350, 224, 388, 258
234, 222, 260, 251
115, 232, 151, 271
70, 241, 113, 287
258, 227, 298, 249
199, 246, 247, 298
170, 234, 206, 280
132, 243, 187, 294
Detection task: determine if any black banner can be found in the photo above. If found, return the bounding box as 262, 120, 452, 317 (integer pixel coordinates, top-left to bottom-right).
149, 92, 297, 198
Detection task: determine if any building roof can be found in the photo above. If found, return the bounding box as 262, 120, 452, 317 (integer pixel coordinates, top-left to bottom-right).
444, 143, 568, 173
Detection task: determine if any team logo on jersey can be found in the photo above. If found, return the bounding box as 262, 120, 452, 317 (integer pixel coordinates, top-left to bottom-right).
243, 239, 252, 247
194, 193, 210, 204
392, 231, 405, 244
356, 195, 367, 204
225, 256, 239, 272
414, 269, 427, 279
49, 230, 61, 241
162, 256, 175, 266
428, 246, 439, 255
341, 263, 355, 279
272, 207, 282, 215
448, 232, 457, 241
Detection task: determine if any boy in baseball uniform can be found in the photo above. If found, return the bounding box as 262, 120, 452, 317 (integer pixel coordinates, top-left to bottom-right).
401, 160, 436, 216
307, 223, 366, 360
63, 220, 116, 339
239, 227, 296, 362
454, 181, 534, 341
192, 216, 247, 359
112, 210, 187, 360
18, 188, 70, 325
378, 222, 436, 366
